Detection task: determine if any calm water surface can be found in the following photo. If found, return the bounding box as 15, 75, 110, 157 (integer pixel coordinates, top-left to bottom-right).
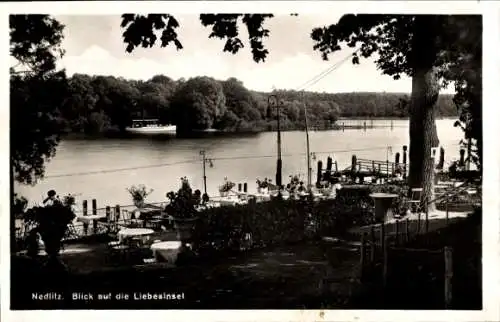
16, 119, 464, 207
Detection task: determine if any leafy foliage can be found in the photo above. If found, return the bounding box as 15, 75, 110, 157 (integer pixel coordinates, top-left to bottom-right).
256, 177, 273, 189
13, 193, 28, 217
10, 15, 65, 76
121, 14, 183, 53
442, 17, 482, 169
170, 76, 227, 133
165, 177, 202, 219
10, 15, 68, 185
127, 184, 153, 205
121, 14, 275, 63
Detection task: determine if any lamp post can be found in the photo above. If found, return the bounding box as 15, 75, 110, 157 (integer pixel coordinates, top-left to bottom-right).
199, 150, 214, 195
268, 94, 283, 188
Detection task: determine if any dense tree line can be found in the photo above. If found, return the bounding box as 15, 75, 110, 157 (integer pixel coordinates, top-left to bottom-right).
22, 72, 457, 136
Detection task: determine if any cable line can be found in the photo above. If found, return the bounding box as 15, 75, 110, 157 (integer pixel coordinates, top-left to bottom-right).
45, 159, 200, 179
295, 48, 361, 92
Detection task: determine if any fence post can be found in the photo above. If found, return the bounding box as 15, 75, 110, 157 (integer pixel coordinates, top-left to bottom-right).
395, 220, 400, 246
334, 161, 338, 173
360, 233, 366, 278
444, 247, 453, 309
105, 206, 111, 221
92, 199, 97, 216
115, 204, 121, 220
82, 200, 88, 235
425, 206, 429, 236
406, 218, 410, 243
326, 156, 333, 177
317, 161, 323, 184
445, 198, 449, 226
417, 212, 421, 234
382, 236, 389, 288
370, 239, 376, 264
380, 223, 385, 255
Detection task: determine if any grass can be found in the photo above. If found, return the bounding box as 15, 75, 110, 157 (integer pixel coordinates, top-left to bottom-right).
11, 242, 362, 309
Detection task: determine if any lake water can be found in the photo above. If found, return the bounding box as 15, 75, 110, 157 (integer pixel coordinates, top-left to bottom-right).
15, 119, 464, 208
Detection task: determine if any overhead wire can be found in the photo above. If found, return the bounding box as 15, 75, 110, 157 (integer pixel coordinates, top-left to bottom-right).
295, 48, 361, 92
44, 145, 402, 179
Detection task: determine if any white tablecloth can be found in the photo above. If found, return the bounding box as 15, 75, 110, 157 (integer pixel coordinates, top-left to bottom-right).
150, 241, 182, 262
117, 228, 154, 242
77, 214, 106, 223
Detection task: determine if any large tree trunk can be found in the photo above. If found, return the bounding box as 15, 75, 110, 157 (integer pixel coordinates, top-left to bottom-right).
408, 16, 441, 213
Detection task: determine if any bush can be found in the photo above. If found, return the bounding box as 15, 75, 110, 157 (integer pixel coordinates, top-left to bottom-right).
191, 195, 375, 259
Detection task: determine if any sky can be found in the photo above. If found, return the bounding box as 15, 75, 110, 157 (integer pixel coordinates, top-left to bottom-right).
51, 14, 454, 94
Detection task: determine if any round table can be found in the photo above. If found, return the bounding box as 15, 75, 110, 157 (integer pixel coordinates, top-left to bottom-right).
117, 228, 154, 243
369, 193, 399, 222
150, 241, 182, 263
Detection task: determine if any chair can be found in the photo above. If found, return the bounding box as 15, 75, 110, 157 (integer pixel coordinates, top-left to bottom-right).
409, 188, 423, 213
63, 222, 79, 241
118, 210, 132, 227
106, 240, 130, 264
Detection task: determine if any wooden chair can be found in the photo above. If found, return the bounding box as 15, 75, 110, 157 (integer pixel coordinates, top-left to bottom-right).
409, 188, 424, 213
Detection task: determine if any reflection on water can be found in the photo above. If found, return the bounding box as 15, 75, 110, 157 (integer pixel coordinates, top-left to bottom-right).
15, 119, 464, 207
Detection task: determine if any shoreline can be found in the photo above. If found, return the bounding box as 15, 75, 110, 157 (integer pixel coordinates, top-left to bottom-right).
60, 117, 459, 140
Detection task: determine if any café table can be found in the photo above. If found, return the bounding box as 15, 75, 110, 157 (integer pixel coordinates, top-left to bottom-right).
150, 241, 182, 263
117, 228, 154, 243
77, 214, 107, 234
369, 193, 399, 222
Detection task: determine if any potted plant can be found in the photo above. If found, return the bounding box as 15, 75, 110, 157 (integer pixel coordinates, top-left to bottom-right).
165, 177, 201, 243
13, 193, 28, 218
218, 177, 235, 197
256, 177, 272, 194
23, 196, 76, 270
127, 184, 153, 208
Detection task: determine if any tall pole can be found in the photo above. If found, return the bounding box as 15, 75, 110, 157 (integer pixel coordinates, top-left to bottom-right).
303, 92, 312, 190
268, 94, 282, 188
200, 150, 207, 195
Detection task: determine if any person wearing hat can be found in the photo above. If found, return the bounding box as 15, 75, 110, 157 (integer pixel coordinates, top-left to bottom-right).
43, 190, 61, 207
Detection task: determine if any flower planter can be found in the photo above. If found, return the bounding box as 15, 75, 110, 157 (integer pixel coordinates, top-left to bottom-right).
172, 217, 198, 241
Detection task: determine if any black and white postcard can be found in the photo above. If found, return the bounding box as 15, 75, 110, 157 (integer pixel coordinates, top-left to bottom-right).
2, 1, 499, 322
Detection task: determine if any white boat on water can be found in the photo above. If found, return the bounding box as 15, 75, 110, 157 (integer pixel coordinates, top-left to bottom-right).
125, 119, 176, 135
